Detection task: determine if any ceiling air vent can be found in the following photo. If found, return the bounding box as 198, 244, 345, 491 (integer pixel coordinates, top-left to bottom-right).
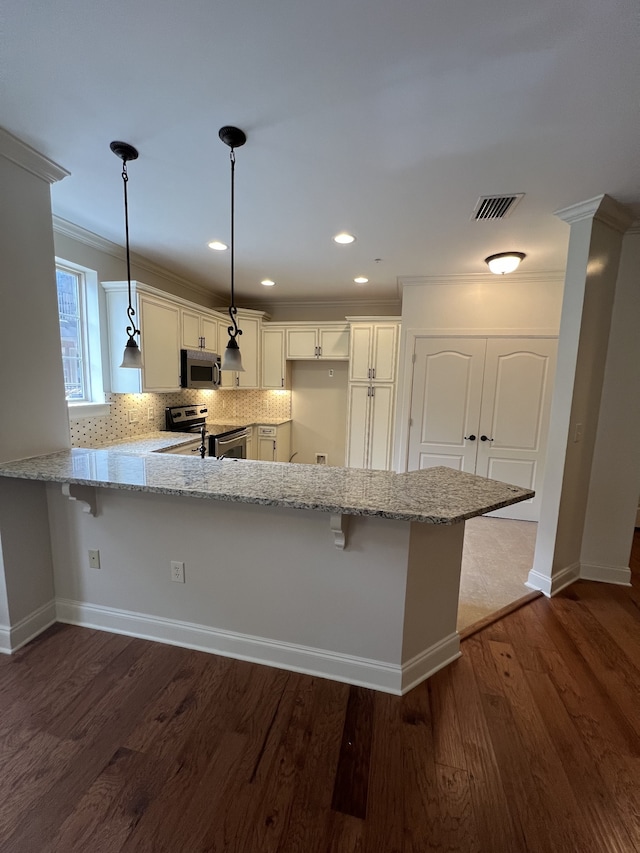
472, 194, 524, 221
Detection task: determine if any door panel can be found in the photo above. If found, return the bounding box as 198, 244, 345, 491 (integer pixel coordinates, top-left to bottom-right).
368, 384, 395, 470
408, 338, 486, 473
476, 339, 557, 520
346, 384, 371, 468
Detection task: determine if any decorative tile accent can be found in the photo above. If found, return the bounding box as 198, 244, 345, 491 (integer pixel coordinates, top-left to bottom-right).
69, 390, 292, 448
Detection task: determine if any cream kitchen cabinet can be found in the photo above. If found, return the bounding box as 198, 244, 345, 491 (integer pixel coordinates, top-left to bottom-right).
257, 422, 291, 462
261, 326, 291, 389
348, 319, 400, 383
181, 307, 220, 353
346, 383, 395, 470
103, 281, 181, 393
217, 310, 262, 388
285, 324, 349, 360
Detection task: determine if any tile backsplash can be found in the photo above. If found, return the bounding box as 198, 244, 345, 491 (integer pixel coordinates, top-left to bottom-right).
69, 390, 292, 447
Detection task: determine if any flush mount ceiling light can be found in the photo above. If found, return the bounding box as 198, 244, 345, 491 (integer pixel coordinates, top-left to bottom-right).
208, 240, 228, 251
354, 276, 368, 284
485, 251, 526, 275
333, 232, 356, 244
218, 125, 247, 372
261, 279, 275, 287
110, 140, 142, 369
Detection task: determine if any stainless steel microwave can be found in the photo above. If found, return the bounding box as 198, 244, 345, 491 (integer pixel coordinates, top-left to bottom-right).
180, 349, 221, 389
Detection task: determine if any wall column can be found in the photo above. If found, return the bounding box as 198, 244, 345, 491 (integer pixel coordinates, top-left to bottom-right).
0, 128, 70, 650
527, 195, 635, 595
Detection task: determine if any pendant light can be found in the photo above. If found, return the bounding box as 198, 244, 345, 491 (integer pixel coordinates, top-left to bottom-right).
110, 140, 142, 368
218, 125, 247, 372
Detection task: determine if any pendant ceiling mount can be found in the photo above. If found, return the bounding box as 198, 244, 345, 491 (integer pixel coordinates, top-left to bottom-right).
218, 126, 247, 150
109, 141, 139, 163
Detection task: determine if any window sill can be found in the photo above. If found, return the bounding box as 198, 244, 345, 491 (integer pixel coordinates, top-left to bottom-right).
67, 402, 112, 419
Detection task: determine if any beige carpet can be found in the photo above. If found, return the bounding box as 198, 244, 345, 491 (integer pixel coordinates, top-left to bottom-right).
457, 516, 538, 632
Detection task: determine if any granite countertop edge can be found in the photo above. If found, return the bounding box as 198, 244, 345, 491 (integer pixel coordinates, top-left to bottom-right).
0, 445, 534, 525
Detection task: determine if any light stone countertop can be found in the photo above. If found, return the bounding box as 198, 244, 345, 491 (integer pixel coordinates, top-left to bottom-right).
0, 444, 533, 524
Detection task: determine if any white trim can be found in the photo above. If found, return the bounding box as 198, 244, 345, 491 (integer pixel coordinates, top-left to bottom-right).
0, 127, 69, 184
55, 599, 464, 694
399, 271, 565, 288
525, 561, 580, 597
53, 216, 219, 301
55, 598, 406, 693
0, 600, 57, 654
67, 402, 111, 419
554, 194, 634, 233
579, 562, 632, 587
400, 633, 461, 694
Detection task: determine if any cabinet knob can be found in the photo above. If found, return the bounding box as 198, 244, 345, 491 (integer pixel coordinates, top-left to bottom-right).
464, 434, 476, 441
480, 435, 494, 442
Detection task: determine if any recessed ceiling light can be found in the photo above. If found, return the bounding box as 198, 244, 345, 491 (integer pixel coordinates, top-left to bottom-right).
333, 232, 356, 244
485, 251, 526, 274
354, 276, 368, 284
261, 279, 276, 287
208, 240, 228, 251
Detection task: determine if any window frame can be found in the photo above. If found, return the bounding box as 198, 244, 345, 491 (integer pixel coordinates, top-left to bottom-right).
55, 258, 110, 418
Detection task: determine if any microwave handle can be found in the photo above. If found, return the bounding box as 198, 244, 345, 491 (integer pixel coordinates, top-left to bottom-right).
214, 361, 221, 385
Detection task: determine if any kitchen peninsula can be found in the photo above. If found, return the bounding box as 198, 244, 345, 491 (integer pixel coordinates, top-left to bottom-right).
0, 447, 532, 694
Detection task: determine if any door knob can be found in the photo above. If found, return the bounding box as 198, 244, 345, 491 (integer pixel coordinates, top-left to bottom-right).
480, 435, 494, 442
464, 434, 476, 441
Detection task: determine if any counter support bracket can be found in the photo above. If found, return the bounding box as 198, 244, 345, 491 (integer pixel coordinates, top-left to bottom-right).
62, 483, 97, 517
330, 513, 349, 550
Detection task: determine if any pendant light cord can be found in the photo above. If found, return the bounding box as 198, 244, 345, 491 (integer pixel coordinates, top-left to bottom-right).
227, 148, 242, 342
122, 161, 139, 340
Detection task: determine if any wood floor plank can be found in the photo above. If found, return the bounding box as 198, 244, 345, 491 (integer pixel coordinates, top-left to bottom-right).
434, 763, 481, 853
487, 638, 603, 853
428, 667, 468, 772
363, 691, 404, 853
449, 652, 527, 852
331, 686, 375, 820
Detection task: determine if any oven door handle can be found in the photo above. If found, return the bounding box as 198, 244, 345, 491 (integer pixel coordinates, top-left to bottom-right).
215, 430, 249, 447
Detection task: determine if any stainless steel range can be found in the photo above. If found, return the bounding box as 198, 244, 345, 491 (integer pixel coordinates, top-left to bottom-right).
164, 405, 248, 459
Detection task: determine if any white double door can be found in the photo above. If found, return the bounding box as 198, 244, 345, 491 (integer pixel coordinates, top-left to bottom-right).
407, 337, 557, 521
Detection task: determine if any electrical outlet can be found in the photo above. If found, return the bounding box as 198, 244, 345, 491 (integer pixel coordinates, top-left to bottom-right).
147, 407, 155, 421
128, 410, 139, 424
171, 560, 185, 583
315, 453, 328, 465
328, 369, 334, 377
88, 549, 101, 569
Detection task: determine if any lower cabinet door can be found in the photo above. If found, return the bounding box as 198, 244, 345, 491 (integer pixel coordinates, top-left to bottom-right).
367, 384, 395, 470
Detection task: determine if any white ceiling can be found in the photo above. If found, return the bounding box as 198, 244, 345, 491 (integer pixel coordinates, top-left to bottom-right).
2, 0, 639, 305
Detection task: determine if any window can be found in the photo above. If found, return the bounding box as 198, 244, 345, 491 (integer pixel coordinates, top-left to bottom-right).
55, 260, 109, 417
56, 265, 89, 400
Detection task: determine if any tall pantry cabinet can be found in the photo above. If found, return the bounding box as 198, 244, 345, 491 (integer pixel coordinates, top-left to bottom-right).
345, 319, 400, 470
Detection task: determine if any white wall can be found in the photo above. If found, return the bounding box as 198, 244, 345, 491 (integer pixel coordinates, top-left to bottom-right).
290, 361, 349, 466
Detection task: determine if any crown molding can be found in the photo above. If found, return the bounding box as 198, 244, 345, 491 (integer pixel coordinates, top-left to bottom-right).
242, 297, 402, 311
554, 194, 635, 233
0, 127, 69, 184
399, 270, 565, 288
52, 216, 220, 301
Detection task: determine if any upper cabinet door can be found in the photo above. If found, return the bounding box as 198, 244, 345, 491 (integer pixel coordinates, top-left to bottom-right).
262, 327, 286, 389
201, 316, 219, 353
181, 309, 201, 350
318, 326, 349, 359
139, 296, 181, 392
371, 324, 398, 382
286, 328, 318, 359
349, 326, 373, 381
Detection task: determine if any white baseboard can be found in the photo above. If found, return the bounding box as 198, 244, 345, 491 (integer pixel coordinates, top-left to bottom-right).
400, 633, 461, 694
0, 600, 57, 655
56, 598, 408, 693
580, 562, 632, 586
525, 562, 580, 597
55, 598, 461, 695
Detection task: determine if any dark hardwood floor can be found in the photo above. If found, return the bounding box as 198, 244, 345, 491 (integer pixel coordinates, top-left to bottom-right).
1, 531, 639, 852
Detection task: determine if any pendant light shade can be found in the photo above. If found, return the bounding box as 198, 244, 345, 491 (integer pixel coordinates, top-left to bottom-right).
218, 125, 247, 372
485, 251, 526, 275
110, 140, 143, 369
